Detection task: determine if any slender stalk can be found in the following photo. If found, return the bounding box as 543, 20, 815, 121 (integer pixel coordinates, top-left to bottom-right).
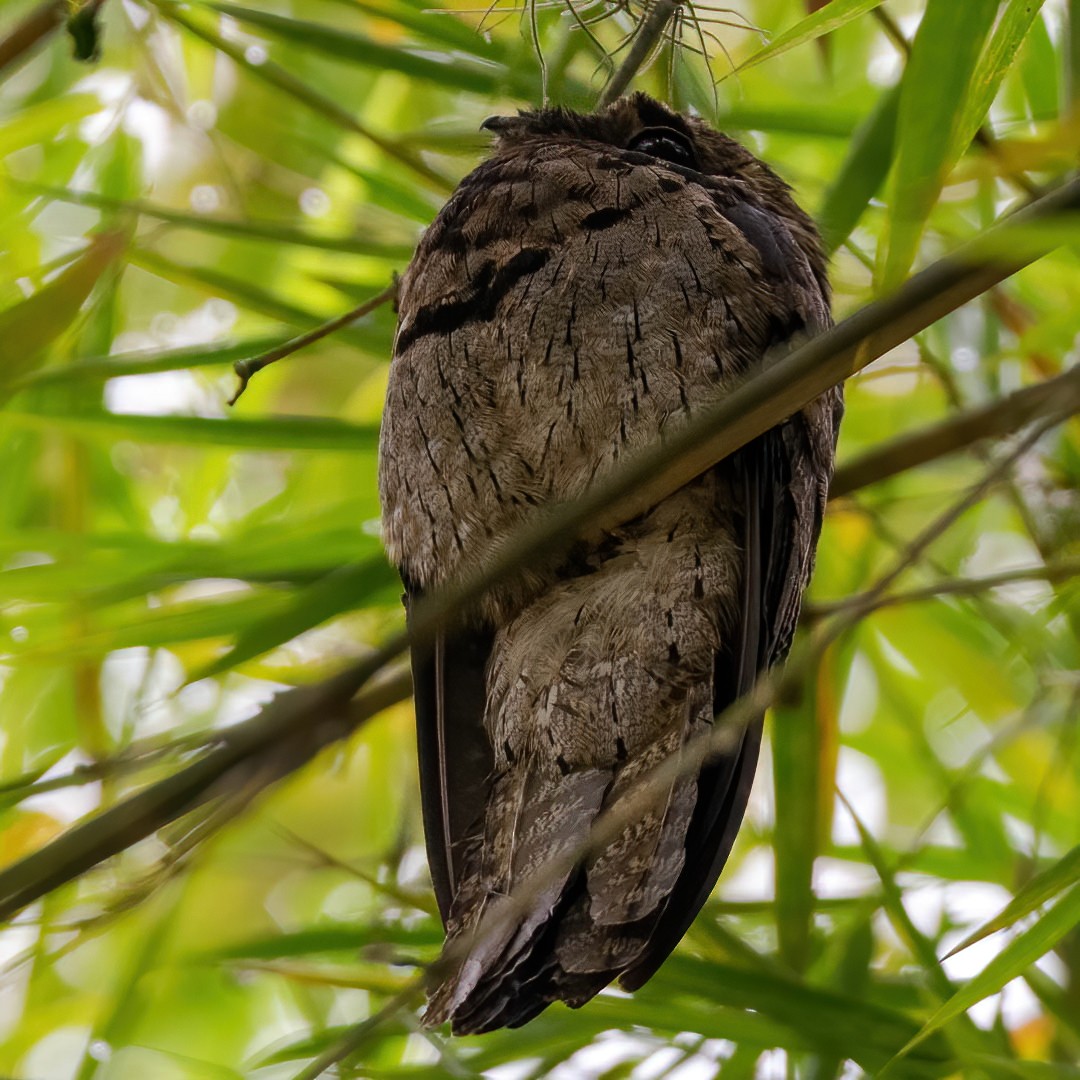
229, 279, 398, 404
805, 557, 1080, 621
598, 0, 678, 107
829, 365, 1080, 498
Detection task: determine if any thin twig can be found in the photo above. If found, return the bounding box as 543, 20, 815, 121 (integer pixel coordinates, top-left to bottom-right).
829, 365, 1080, 498
598, 0, 679, 107
292, 976, 426, 1080
820, 414, 1066, 642
229, 278, 398, 405
804, 557, 1080, 622
0, 177, 1078, 926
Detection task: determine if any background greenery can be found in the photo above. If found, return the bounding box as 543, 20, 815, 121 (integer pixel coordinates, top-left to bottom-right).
0, 0, 1079, 1076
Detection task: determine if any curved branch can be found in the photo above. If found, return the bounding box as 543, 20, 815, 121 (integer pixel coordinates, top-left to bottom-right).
830, 364, 1080, 498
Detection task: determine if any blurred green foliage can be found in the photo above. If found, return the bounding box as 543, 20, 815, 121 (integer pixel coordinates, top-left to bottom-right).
0, 0, 1079, 1077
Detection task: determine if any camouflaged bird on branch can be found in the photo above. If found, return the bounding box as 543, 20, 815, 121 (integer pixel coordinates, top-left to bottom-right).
378, 92, 843, 1034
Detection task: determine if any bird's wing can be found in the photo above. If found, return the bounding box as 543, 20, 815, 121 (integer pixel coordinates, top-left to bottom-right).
620, 197, 842, 991
407, 601, 495, 926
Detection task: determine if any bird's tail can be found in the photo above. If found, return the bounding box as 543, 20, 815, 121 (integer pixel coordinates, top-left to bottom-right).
424, 490, 757, 1034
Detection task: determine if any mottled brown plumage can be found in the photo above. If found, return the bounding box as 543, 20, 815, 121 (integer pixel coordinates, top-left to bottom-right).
378, 93, 842, 1034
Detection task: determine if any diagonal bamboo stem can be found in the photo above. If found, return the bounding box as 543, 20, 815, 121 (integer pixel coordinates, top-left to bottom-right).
829, 364, 1080, 498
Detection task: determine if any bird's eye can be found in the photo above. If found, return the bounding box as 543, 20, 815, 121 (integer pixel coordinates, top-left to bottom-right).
626, 126, 698, 169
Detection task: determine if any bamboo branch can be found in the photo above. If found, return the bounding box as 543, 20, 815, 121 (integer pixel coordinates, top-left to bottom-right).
805, 557, 1080, 622
0, 663, 411, 923
829, 365, 1080, 498
228, 278, 398, 404
0, 177, 1077, 926
597, 0, 678, 107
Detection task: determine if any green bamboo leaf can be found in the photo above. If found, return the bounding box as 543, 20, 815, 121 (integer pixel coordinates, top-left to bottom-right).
771, 699, 819, 972
150, 0, 452, 190
719, 102, 861, 138
6, 591, 292, 662
340, 0, 506, 57
955, 0, 1047, 155
0, 93, 99, 157
9, 336, 283, 391
732, 0, 886, 74
188, 558, 399, 682
0, 524, 383, 605
591, 996, 822, 1051
810, 917, 876, 1080
202, 2, 505, 96
945, 844, 1080, 959
22, 184, 416, 259
1018, 12, 1059, 120
650, 956, 951, 1072
881, 0, 999, 287
0, 231, 127, 386
837, 794, 988, 1042
126, 251, 397, 368
128, 248, 370, 333
210, 923, 442, 961
818, 84, 900, 252
893, 883, 1080, 1063
3, 407, 380, 452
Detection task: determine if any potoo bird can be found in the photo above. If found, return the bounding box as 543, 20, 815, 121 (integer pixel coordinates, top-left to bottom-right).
378, 93, 843, 1034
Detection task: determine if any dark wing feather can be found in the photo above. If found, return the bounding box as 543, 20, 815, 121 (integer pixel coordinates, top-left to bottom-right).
620, 436, 777, 990
407, 594, 494, 925
622, 194, 839, 990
